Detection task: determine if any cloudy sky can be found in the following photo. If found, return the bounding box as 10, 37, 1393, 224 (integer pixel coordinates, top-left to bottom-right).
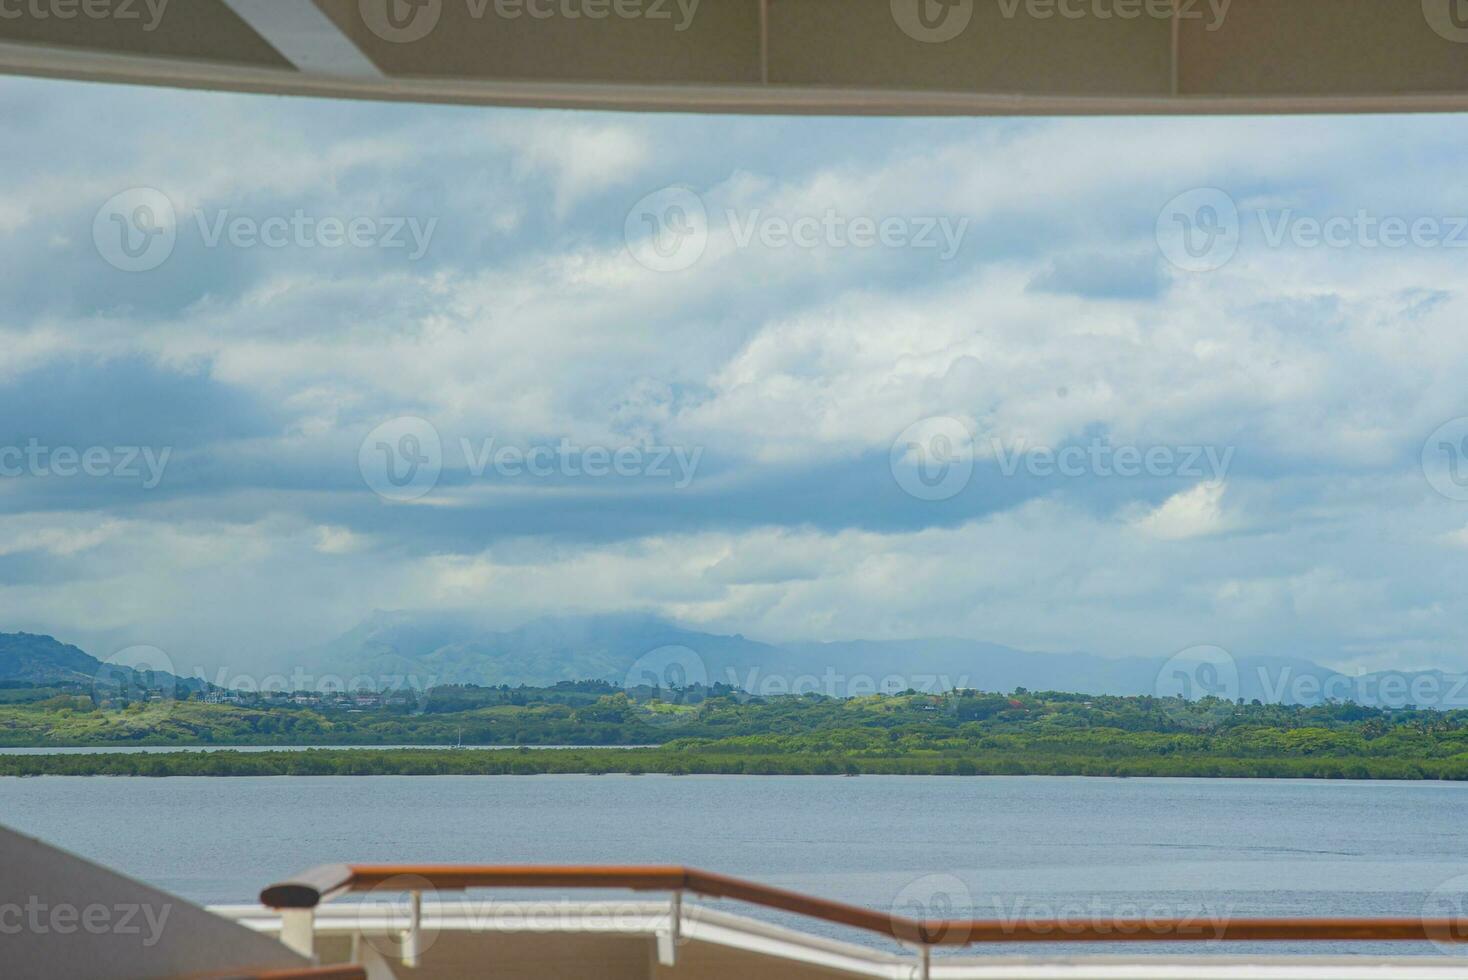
4, 74, 1468, 675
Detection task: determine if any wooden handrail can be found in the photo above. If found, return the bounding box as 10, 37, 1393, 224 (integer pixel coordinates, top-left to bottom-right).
185, 966, 366, 980
260, 864, 1467, 948
259, 862, 356, 909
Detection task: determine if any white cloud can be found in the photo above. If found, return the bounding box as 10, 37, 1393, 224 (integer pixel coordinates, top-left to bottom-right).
6, 80, 1468, 673
501, 117, 652, 217
314, 525, 365, 554
1131, 482, 1231, 541
0, 518, 125, 557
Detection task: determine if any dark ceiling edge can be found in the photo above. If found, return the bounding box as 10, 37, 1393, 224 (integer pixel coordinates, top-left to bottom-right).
3, 40, 1468, 117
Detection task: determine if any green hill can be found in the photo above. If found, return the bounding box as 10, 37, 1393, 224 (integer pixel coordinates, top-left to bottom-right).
0, 632, 103, 685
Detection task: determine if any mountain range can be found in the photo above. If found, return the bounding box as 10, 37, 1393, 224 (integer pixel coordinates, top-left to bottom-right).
6, 614, 1466, 709
0, 631, 206, 695
258, 611, 1466, 709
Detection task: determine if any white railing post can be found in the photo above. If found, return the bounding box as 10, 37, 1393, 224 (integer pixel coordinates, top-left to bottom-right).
657, 890, 682, 967
403, 889, 423, 967
279, 907, 315, 958
917, 944, 930, 980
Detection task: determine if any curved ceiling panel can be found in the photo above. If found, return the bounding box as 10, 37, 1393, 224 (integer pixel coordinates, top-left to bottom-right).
1, 0, 1466, 114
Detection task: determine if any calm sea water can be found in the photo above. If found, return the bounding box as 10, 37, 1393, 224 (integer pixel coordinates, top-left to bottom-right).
3, 775, 1465, 958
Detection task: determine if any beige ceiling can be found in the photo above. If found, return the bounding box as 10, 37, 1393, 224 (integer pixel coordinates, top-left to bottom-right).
1, 0, 1467, 114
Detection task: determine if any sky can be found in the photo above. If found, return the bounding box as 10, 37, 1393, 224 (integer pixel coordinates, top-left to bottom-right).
3, 75, 1468, 676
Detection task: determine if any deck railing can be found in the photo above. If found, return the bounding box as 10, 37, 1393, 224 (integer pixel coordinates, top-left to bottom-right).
260, 863, 1467, 975
196, 967, 366, 980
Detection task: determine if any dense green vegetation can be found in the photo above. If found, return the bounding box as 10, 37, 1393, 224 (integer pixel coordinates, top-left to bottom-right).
0, 680, 638, 745
7, 745, 1466, 779
3, 682, 1468, 778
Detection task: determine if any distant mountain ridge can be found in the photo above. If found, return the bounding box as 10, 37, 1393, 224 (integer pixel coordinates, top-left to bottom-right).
267, 611, 1468, 709
272, 610, 791, 693
7, 617, 1466, 709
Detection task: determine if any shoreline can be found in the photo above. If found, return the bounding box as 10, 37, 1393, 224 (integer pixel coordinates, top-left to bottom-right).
0, 742, 656, 753
4, 747, 1466, 780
